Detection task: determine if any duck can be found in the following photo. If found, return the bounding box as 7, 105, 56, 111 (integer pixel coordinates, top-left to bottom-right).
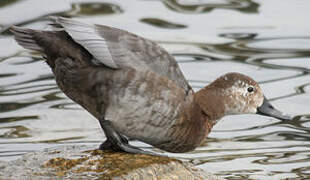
10, 17, 290, 155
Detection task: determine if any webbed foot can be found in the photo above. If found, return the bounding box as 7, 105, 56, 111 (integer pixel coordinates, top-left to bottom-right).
98, 118, 158, 156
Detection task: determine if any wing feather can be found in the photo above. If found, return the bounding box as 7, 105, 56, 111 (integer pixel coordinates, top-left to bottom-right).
53, 17, 191, 91
55, 17, 118, 68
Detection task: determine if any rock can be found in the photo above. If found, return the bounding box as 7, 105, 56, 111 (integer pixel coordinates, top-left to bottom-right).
0, 145, 223, 180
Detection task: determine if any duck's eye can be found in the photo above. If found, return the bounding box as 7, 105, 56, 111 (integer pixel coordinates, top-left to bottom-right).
247, 87, 254, 93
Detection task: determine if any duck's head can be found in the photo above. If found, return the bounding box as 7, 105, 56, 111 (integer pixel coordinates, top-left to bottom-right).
201, 72, 290, 120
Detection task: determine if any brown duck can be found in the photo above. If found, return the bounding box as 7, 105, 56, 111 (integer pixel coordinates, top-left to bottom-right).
10, 17, 290, 155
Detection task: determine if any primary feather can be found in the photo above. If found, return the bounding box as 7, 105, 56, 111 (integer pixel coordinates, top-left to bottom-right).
55, 17, 191, 92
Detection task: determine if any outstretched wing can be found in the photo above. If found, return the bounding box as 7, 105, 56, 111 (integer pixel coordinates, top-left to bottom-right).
54, 17, 191, 92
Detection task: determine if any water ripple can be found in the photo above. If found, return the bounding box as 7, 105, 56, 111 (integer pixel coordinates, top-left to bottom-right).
0, 1, 310, 179
140, 17, 187, 29
161, 0, 260, 14
70, 2, 123, 16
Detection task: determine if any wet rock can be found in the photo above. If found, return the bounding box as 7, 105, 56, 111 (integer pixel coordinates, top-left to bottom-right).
0, 145, 222, 180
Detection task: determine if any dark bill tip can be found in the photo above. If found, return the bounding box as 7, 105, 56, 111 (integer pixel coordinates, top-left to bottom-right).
257, 98, 292, 121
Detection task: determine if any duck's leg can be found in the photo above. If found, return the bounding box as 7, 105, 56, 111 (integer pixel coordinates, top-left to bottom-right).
99, 133, 128, 151
98, 118, 157, 156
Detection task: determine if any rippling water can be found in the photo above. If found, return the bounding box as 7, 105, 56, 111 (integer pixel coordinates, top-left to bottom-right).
1, 0, 310, 179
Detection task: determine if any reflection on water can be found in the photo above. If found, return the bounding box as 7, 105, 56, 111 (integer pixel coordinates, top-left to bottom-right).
0, 125, 30, 138
0, 0, 20, 8
0, 0, 310, 179
70, 2, 123, 16
161, 0, 259, 14
140, 18, 187, 29
0, 116, 38, 124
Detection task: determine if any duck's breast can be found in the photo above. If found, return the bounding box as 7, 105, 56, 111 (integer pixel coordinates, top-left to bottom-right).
103, 68, 188, 146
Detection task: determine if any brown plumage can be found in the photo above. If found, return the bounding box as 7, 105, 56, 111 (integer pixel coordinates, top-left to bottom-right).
10, 17, 289, 154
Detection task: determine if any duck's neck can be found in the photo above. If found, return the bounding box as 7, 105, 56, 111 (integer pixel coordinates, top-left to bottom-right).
194, 87, 226, 122
158, 89, 220, 153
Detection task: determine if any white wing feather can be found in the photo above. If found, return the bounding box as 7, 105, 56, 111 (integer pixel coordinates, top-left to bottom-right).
52, 17, 191, 92
55, 17, 118, 68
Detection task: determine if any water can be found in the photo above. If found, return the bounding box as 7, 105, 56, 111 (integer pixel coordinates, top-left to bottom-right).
1, 0, 310, 179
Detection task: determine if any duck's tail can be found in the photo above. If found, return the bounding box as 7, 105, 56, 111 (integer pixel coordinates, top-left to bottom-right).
10, 26, 92, 69
10, 26, 44, 52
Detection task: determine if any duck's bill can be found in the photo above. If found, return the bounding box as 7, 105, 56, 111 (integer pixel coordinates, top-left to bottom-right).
257, 98, 291, 121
